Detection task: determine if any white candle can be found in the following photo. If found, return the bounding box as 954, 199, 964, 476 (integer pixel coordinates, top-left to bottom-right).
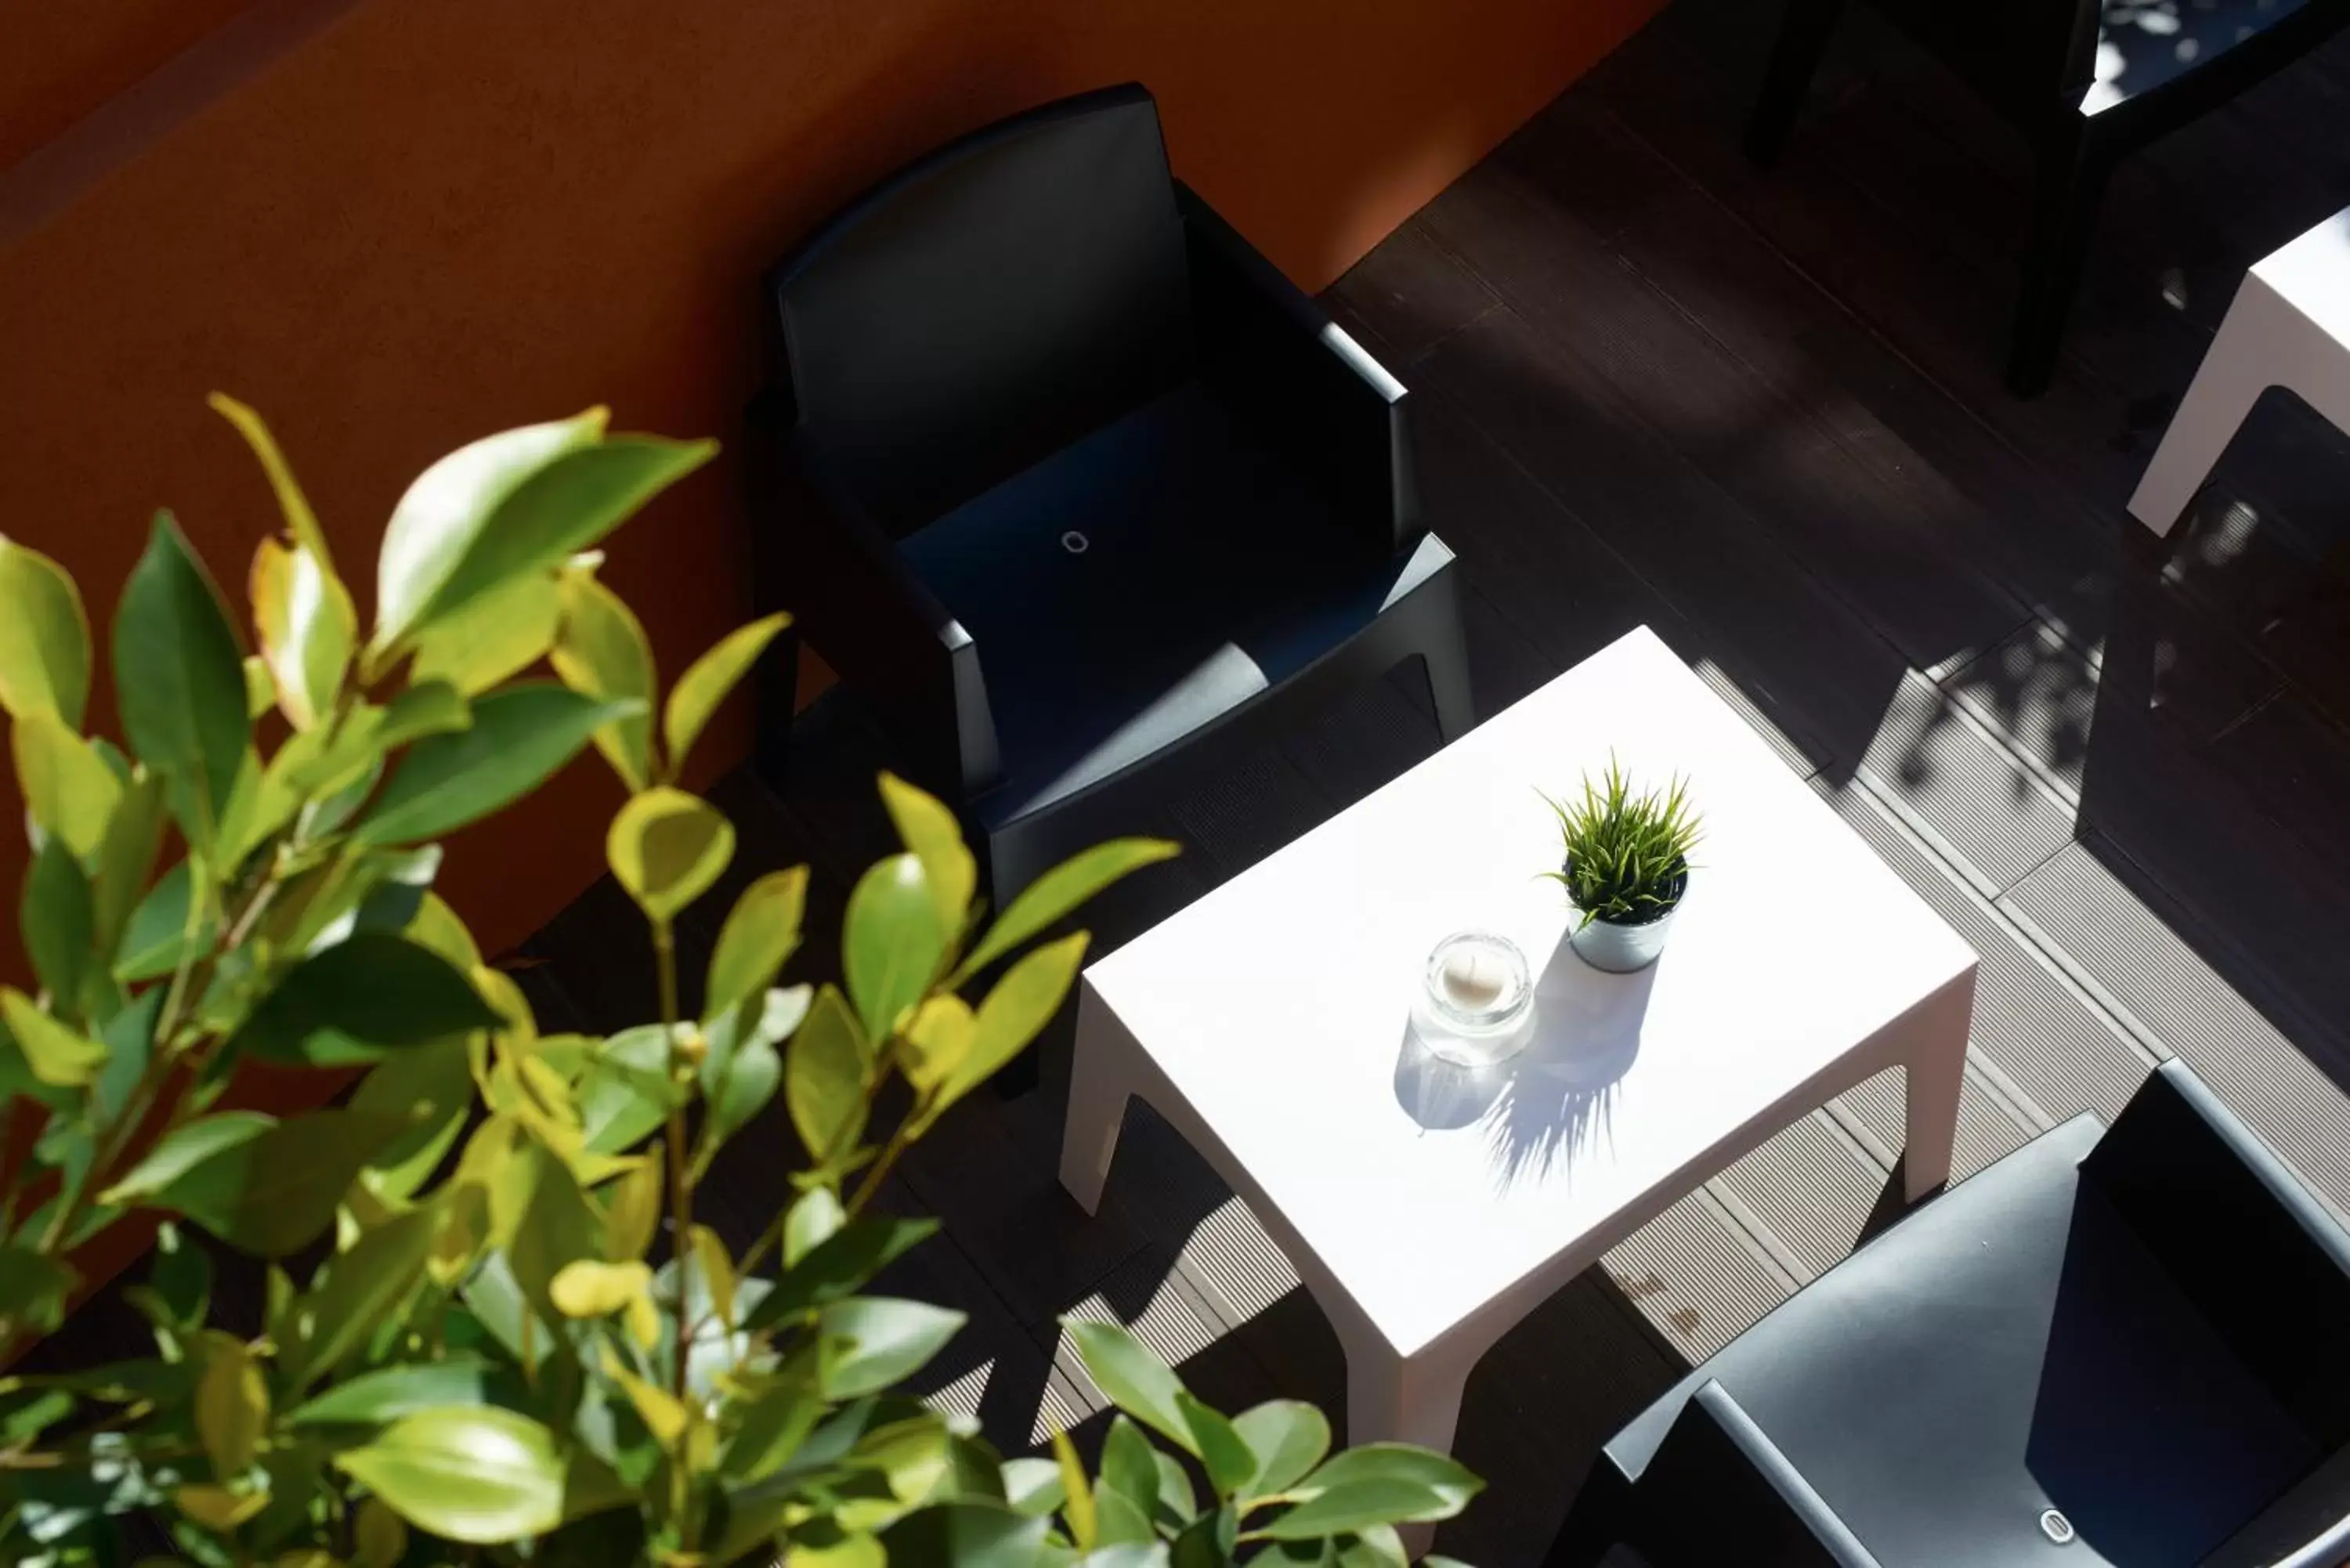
1441, 947, 1505, 1010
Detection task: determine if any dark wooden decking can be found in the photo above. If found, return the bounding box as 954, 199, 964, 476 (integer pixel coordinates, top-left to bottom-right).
39, 2, 2350, 1560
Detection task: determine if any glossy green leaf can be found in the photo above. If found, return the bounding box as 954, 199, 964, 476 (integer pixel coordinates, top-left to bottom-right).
91, 768, 164, 962
900, 994, 975, 1099
550, 569, 655, 790
721, 1364, 826, 1483
418, 435, 716, 638
12, 714, 118, 858
243, 652, 275, 719
0, 535, 90, 728
0, 1244, 74, 1336
817, 1297, 965, 1399
350, 1035, 475, 1202
334, 1405, 567, 1544
958, 930, 1086, 1098
404, 889, 481, 969
287, 1354, 506, 1427
231, 931, 501, 1067
248, 536, 356, 732
577, 1024, 683, 1155
505, 1144, 602, 1323
379, 678, 472, 748
215, 742, 303, 873
406, 572, 559, 700
352, 683, 634, 846
146, 1222, 212, 1331
1066, 1318, 1196, 1456
786, 984, 867, 1167
1254, 1477, 1468, 1540
0, 988, 105, 1087
114, 860, 214, 983
194, 1333, 268, 1475
880, 1501, 1054, 1568
1259, 1446, 1481, 1536
599, 1151, 663, 1262
953, 838, 1179, 985
279, 1202, 439, 1389
1234, 1400, 1331, 1499
663, 612, 789, 779
844, 852, 945, 1041
1001, 1457, 1068, 1519
783, 1184, 845, 1266
1155, 1450, 1198, 1530
114, 513, 250, 851
208, 392, 334, 569
20, 836, 95, 1010
743, 1214, 938, 1331
879, 771, 975, 934
698, 984, 806, 1152
101, 1108, 409, 1257
1099, 1417, 1163, 1545
1180, 1393, 1256, 1501
606, 786, 733, 923
354, 1497, 408, 1568
704, 866, 808, 1024
370, 410, 606, 661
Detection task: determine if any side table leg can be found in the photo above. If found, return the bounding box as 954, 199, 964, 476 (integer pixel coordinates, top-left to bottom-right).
1347, 1342, 1474, 1559
2127, 276, 2278, 537
1903, 969, 1976, 1202
1058, 995, 1135, 1216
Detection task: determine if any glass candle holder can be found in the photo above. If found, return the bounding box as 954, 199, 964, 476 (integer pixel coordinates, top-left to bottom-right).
1415, 931, 1535, 1068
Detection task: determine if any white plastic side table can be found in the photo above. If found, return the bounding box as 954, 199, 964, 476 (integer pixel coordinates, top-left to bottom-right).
1057, 628, 1978, 1536
2128, 205, 2350, 537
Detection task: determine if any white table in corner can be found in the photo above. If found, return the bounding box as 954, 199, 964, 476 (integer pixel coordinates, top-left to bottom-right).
1058, 626, 1979, 1471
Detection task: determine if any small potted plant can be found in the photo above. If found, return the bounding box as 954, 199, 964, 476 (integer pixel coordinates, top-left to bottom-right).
1545, 757, 1702, 973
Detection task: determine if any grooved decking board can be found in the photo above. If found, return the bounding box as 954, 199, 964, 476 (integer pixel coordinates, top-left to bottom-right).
2005, 844, 2350, 1209
1855, 670, 2079, 895
1415, 161, 2030, 677
1710, 1111, 1890, 1281
1821, 779, 2159, 1123
1604, 1188, 1795, 1361
1837, 1062, 2034, 1187
1413, 306, 1906, 777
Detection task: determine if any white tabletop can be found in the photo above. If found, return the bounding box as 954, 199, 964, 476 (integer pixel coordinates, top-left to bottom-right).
1083, 627, 1976, 1357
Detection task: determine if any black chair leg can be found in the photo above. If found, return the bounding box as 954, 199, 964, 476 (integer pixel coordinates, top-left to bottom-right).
2006, 120, 2113, 397
1744, 0, 1846, 167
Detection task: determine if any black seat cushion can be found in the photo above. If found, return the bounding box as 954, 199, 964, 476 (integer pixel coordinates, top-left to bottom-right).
1610, 1116, 2322, 1567
897, 381, 1441, 829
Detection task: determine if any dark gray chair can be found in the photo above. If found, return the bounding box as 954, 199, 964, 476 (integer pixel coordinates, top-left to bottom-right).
747, 83, 1471, 911
1551, 1060, 2350, 1568
1745, 0, 2350, 395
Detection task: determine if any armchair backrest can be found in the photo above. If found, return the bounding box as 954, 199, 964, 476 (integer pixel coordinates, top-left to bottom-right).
767, 84, 1195, 536
1867, 0, 2102, 120
2083, 1061, 2350, 1446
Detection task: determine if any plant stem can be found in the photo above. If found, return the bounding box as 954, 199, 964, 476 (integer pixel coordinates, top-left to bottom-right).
652, 917, 699, 1551
846, 1125, 913, 1219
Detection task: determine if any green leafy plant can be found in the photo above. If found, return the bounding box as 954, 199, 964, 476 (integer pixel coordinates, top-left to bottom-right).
0, 399, 1481, 1566
1542, 758, 1701, 929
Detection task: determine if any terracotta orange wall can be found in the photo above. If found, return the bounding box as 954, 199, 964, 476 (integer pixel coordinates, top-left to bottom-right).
2, 0, 1665, 966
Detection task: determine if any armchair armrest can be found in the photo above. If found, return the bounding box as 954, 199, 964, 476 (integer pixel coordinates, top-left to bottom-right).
2084, 1060, 2350, 1443
747, 388, 1001, 799
1175, 181, 1416, 555
1627, 1382, 1881, 1566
